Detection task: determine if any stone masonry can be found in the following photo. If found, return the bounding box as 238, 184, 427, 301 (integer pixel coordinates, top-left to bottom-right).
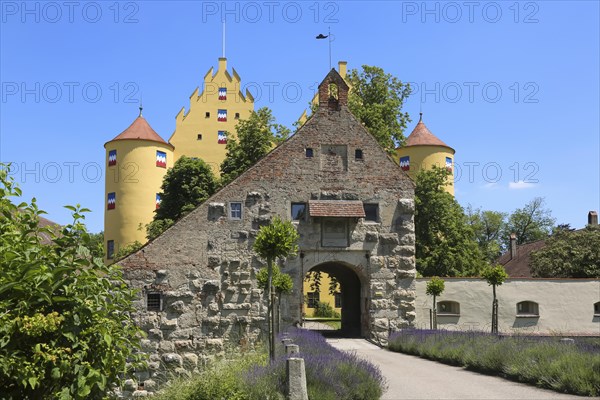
118, 69, 416, 392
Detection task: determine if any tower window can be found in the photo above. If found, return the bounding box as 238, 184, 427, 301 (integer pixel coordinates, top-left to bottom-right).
147, 292, 162, 311
235, 112, 240, 119
107, 192, 116, 210
355, 149, 363, 160
107, 240, 115, 259
400, 156, 410, 171
217, 109, 227, 122
155, 193, 161, 210
108, 150, 117, 166
205, 112, 210, 118
218, 87, 227, 100
156, 151, 167, 168
197, 134, 203, 140
305, 148, 314, 158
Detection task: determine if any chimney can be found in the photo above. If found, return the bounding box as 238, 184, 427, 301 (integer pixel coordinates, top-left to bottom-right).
589, 211, 598, 226
510, 233, 517, 259
338, 61, 347, 78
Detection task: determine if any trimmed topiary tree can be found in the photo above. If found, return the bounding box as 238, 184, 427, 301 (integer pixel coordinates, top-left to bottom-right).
481, 265, 508, 334
425, 277, 445, 329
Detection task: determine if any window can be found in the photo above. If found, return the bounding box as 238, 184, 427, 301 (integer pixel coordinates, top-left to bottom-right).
107, 240, 115, 259
205, 111, 210, 118
229, 202, 242, 220
156, 151, 167, 168
217, 109, 227, 122
446, 157, 453, 171
155, 194, 161, 210
363, 204, 378, 222
197, 134, 203, 140
322, 218, 349, 247
355, 149, 363, 160
307, 292, 320, 308
218, 87, 227, 100
437, 301, 460, 315
305, 148, 314, 158
291, 203, 307, 221
107, 192, 116, 210
218, 131, 227, 144
147, 292, 162, 311
108, 150, 117, 166
235, 112, 240, 119
334, 292, 342, 308
516, 301, 539, 317
400, 156, 410, 171
594, 302, 600, 316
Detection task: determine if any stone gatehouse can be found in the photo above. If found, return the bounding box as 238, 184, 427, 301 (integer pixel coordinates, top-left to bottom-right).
119, 69, 416, 384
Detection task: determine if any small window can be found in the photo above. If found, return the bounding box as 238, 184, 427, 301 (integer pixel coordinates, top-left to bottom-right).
334, 292, 342, 308
156, 151, 167, 168
147, 293, 162, 311
437, 301, 460, 315
446, 157, 453, 171
516, 301, 539, 317
218, 87, 227, 100
235, 112, 240, 119
363, 204, 378, 222
197, 134, 203, 140
107, 192, 116, 210
217, 109, 227, 122
108, 150, 117, 166
155, 193, 161, 210
594, 302, 600, 316
305, 148, 314, 158
307, 292, 320, 308
400, 156, 410, 171
205, 112, 210, 118
229, 202, 242, 220
291, 203, 307, 221
107, 240, 115, 259
355, 149, 363, 160
218, 131, 227, 144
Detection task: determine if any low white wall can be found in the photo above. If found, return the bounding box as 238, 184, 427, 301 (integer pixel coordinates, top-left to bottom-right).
415, 278, 600, 335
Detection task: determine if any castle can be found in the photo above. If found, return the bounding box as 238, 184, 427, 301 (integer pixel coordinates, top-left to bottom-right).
103, 58, 455, 263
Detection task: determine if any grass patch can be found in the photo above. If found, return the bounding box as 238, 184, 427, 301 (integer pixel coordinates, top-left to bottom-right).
154, 328, 385, 400
388, 329, 600, 397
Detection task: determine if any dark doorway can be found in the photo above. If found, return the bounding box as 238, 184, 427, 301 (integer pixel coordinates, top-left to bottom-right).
303, 262, 362, 337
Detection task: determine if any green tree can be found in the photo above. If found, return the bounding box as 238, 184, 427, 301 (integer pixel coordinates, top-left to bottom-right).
530, 225, 600, 278
415, 167, 486, 277
253, 217, 299, 362
347, 65, 412, 152
425, 277, 445, 329
0, 167, 144, 399
466, 206, 507, 262
504, 197, 555, 246
481, 265, 508, 334
115, 240, 143, 260
88, 231, 104, 259
147, 156, 217, 240
220, 107, 291, 186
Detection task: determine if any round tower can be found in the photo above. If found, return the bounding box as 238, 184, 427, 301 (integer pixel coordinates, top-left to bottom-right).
396, 113, 456, 195
104, 108, 174, 262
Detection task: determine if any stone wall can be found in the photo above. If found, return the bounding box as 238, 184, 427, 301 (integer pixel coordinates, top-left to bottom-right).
117, 70, 416, 394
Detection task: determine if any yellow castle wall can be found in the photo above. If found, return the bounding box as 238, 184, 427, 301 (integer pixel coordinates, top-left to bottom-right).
303, 272, 342, 318
104, 139, 173, 262
169, 58, 254, 174
396, 145, 455, 195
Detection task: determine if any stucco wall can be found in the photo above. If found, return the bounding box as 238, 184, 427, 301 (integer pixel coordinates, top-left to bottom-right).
415, 278, 600, 335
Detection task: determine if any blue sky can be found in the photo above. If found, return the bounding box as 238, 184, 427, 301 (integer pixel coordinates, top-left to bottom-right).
1, 0, 599, 233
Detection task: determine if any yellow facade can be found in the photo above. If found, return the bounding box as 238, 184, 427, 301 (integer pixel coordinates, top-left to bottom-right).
104, 139, 173, 262
303, 272, 342, 318
169, 58, 255, 174
396, 145, 455, 195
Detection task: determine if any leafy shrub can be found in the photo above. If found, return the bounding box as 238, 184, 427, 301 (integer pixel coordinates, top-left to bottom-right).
0, 167, 145, 399
313, 301, 341, 319
389, 329, 600, 396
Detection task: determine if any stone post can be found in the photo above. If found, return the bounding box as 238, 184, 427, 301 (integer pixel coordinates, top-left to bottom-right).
285, 344, 299, 356
286, 357, 308, 400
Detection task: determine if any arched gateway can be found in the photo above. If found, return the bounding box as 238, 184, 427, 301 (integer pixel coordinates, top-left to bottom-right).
120, 69, 416, 385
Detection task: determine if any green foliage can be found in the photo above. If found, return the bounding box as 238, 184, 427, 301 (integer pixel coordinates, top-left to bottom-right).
87, 231, 104, 259
148, 156, 217, 240
347, 65, 412, 152
115, 240, 143, 259
312, 301, 341, 319
466, 206, 507, 262
0, 167, 144, 399
481, 265, 508, 287
256, 264, 293, 295
253, 217, 299, 263
530, 225, 600, 278
220, 107, 291, 186
389, 330, 600, 396
425, 277, 445, 297
415, 167, 486, 277
504, 197, 555, 246
304, 270, 340, 295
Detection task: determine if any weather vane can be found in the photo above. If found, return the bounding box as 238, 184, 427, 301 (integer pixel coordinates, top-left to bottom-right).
316, 27, 333, 70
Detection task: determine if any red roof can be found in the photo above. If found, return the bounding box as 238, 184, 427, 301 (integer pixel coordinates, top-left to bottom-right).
107, 115, 171, 147
497, 240, 546, 278
404, 116, 454, 151
308, 200, 366, 218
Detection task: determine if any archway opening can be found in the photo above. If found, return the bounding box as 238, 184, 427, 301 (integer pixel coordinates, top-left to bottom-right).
302, 262, 362, 337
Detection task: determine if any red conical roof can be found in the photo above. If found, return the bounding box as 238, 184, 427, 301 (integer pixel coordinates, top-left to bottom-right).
404, 114, 454, 152
107, 115, 171, 147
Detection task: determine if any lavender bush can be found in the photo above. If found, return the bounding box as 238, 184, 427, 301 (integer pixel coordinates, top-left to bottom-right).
389, 329, 600, 396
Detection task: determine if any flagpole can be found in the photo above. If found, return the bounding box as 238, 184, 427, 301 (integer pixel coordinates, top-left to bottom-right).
222, 21, 226, 58
328, 26, 332, 70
